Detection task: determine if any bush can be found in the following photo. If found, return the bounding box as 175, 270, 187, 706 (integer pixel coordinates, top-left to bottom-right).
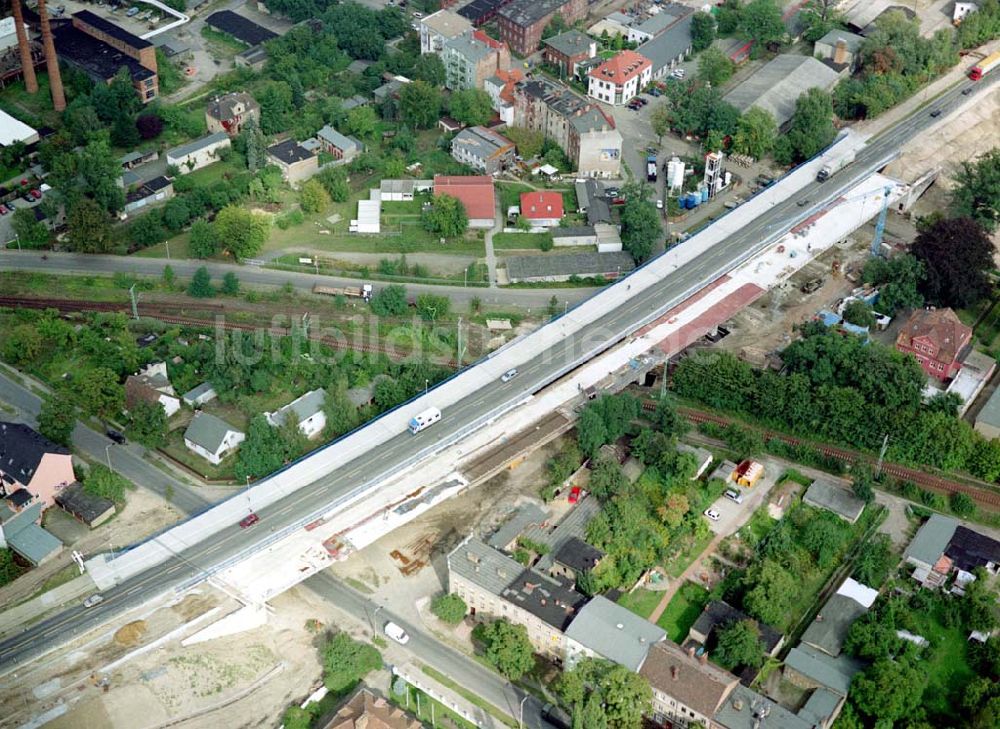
950, 491, 976, 518
188, 266, 215, 298
430, 593, 467, 624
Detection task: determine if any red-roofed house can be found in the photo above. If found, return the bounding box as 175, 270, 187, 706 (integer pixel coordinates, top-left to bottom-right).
520, 191, 564, 227
587, 50, 652, 106
485, 68, 524, 124
895, 307, 972, 381
433, 175, 496, 228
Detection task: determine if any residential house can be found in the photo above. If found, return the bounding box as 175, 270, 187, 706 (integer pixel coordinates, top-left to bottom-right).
519, 191, 564, 227
55, 482, 116, 528
184, 412, 245, 466
166, 132, 231, 174
420, 9, 473, 55
523, 497, 602, 572
688, 600, 785, 658
802, 477, 866, 524
205, 92, 260, 136
641, 641, 741, 728
433, 175, 496, 228
801, 578, 878, 657
628, 5, 692, 44
496, 0, 588, 56
0, 501, 62, 566
813, 30, 865, 71
267, 139, 318, 184
637, 13, 694, 81
575, 179, 612, 225
125, 362, 181, 418
320, 687, 421, 729
0, 422, 75, 509
548, 536, 603, 582
714, 685, 814, 729
904, 513, 1000, 587
316, 126, 363, 164
542, 30, 597, 79
587, 50, 652, 106
512, 77, 623, 177
783, 645, 864, 697
451, 126, 516, 174
484, 68, 524, 124
723, 55, 841, 128
182, 382, 218, 408
53, 11, 158, 103
123, 176, 174, 216
266, 389, 328, 439
443, 30, 510, 91
564, 595, 666, 670
895, 307, 972, 381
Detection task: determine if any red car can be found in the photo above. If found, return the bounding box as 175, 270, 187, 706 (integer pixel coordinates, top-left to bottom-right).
568, 486, 582, 504
30, 189, 41, 200
239, 513, 260, 528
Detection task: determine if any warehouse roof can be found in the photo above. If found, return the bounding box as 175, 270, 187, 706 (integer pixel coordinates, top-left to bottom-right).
0, 109, 38, 147
723, 55, 840, 127
167, 131, 230, 159
636, 14, 693, 73
498, 0, 573, 27
206, 10, 278, 46
434, 175, 496, 221
74, 10, 152, 49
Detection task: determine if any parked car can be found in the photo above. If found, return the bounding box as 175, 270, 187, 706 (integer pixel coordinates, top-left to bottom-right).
83, 594, 104, 608
568, 486, 582, 504
704, 508, 721, 521
126, 6, 140, 16
239, 513, 260, 528
930, 109, 941, 117
0, 206, 6, 216
724, 489, 744, 504
962, 87, 973, 95
384, 621, 409, 644
30, 189, 41, 200
501, 368, 518, 383
106, 429, 127, 445
656, 199, 664, 210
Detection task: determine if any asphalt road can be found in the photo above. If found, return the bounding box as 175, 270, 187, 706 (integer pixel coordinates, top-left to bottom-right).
0, 75, 991, 671
0, 252, 597, 310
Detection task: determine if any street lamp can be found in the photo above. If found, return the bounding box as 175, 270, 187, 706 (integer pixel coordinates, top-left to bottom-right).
105, 443, 113, 472
425, 378, 429, 395
245, 475, 252, 513
370, 603, 384, 634
519, 695, 529, 729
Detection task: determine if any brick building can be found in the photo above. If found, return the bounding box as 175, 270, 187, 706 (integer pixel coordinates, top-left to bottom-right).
205, 92, 260, 136
542, 29, 597, 79
496, 0, 587, 56
895, 307, 972, 381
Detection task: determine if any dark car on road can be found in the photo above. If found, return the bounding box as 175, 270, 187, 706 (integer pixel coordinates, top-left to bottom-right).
106, 429, 127, 445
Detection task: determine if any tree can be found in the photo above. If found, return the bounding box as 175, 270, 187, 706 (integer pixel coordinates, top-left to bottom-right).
76, 133, 126, 214
135, 113, 164, 140
950, 491, 976, 518
189, 219, 219, 259
739, 0, 787, 47
240, 116, 267, 172
345, 105, 379, 139
38, 393, 75, 446
370, 284, 408, 316
800, 0, 844, 43
399, 80, 442, 129
66, 199, 114, 253
130, 213, 167, 247
842, 300, 876, 328
619, 184, 662, 262
743, 559, 797, 626
84, 464, 131, 505
650, 103, 672, 143
300, 178, 331, 214
431, 593, 467, 624
449, 88, 494, 126
861, 254, 924, 315
556, 658, 650, 729
697, 47, 736, 88
0, 548, 24, 586
952, 148, 1000, 232
851, 658, 927, 723
715, 619, 765, 669
212, 206, 270, 260
316, 166, 350, 202
76, 367, 124, 418
691, 11, 717, 52
422, 193, 468, 237
784, 88, 836, 163
412, 53, 446, 86
162, 198, 191, 231
322, 632, 381, 692
504, 126, 544, 159
475, 619, 535, 679
10, 206, 50, 249
188, 267, 215, 298
221, 272, 241, 296
732, 107, 778, 159
235, 415, 286, 481
128, 401, 167, 447
911, 217, 995, 309
577, 407, 609, 458
542, 13, 567, 40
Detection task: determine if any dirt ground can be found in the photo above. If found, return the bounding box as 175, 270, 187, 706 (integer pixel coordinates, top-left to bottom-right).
0, 489, 183, 611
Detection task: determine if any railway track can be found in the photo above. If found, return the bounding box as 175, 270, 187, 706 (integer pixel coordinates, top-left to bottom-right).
640, 400, 1000, 510
0, 296, 457, 366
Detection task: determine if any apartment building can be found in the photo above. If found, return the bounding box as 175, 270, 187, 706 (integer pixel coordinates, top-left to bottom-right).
451, 126, 516, 173
587, 50, 652, 106
496, 0, 587, 56
443, 29, 511, 91
420, 9, 473, 55
542, 29, 597, 79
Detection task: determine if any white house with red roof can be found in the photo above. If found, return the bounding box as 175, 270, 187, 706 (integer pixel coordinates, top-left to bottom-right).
587, 50, 652, 106
433, 175, 497, 228
520, 191, 564, 227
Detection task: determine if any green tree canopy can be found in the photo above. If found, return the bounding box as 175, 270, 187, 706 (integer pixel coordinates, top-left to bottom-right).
503, 126, 544, 159
739, 0, 786, 47
449, 88, 494, 126
861, 254, 924, 315
212, 206, 270, 260
84, 464, 132, 505
475, 619, 535, 679
127, 400, 168, 448
783, 88, 837, 163
952, 148, 1000, 232
38, 392, 76, 446
322, 632, 381, 693
732, 107, 778, 160
66, 198, 114, 253
697, 47, 736, 88
691, 11, 717, 52
715, 619, 765, 669
619, 183, 662, 262
400, 80, 442, 129
11, 207, 50, 249
422, 193, 468, 238
189, 220, 219, 259
370, 284, 408, 316
188, 267, 215, 298
911, 216, 994, 309
431, 593, 467, 624
851, 657, 927, 723
556, 658, 651, 729
300, 178, 331, 213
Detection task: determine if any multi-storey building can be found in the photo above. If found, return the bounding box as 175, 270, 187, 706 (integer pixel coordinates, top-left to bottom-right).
205, 92, 260, 137
895, 307, 972, 381
420, 9, 473, 55
443, 29, 510, 91
587, 50, 652, 106
451, 126, 516, 174
484, 68, 523, 124
542, 29, 597, 80
496, 0, 587, 56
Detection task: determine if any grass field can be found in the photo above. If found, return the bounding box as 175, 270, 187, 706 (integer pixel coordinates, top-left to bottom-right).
617, 588, 663, 619
656, 582, 710, 642
908, 601, 976, 720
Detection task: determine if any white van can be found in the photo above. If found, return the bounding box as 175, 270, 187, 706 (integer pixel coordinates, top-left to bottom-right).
408, 407, 441, 434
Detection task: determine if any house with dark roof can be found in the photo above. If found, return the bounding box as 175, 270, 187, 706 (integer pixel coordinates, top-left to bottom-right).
266, 389, 328, 440
714, 684, 813, 729
523, 497, 602, 571
487, 502, 551, 551
688, 600, 784, 657
267, 139, 318, 184
125, 362, 180, 418
205, 10, 277, 47
205, 91, 260, 137
497, 0, 587, 56
641, 641, 741, 728
542, 30, 597, 79
55, 482, 115, 528
0, 422, 75, 510
123, 175, 174, 216
895, 307, 972, 381
549, 536, 604, 582
564, 595, 666, 670
184, 412, 245, 465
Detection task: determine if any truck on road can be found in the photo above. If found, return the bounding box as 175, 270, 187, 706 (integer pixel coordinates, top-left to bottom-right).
313, 283, 374, 301
968, 50, 1000, 81
646, 154, 657, 182
408, 407, 441, 434
816, 148, 856, 182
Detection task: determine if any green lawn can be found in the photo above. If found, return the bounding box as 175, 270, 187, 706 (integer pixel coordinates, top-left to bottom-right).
492, 232, 553, 250
656, 582, 710, 642
908, 602, 977, 720
665, 530, 715, 578
617, 588, 663, 619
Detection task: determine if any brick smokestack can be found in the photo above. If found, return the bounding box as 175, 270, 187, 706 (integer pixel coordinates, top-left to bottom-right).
11, 0, 38, 94
36, 0, 66, 112
833, 39, 848, 66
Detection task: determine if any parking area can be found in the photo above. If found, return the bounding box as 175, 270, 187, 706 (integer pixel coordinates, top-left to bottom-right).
702, 460, 784, 537
0, 184, 48, 245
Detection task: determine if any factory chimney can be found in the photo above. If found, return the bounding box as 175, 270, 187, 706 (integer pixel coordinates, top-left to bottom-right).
36, 0, 66, 112
11, 0, 38, 94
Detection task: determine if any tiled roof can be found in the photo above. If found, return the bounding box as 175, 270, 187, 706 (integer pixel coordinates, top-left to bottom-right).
433, 175, 496, 220
520, 191, 564, 220
640, 641, 739, 718
896, 307, 971, 364
588, 50, 651, 85
0, 422, 70, 486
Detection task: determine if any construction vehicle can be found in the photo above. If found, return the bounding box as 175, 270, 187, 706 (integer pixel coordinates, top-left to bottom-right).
800, 277, 823, 294
312, 283, 373, 301
816, 148, 856, 182
968, 50, 1000, 80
